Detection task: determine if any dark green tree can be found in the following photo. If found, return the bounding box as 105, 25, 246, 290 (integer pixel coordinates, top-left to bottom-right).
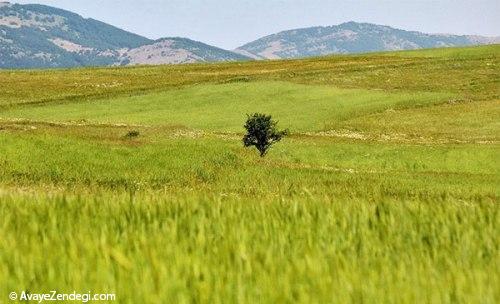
243, 113, 288, 157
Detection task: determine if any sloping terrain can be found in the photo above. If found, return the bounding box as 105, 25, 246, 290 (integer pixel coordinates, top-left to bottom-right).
0, 82, 453, 132
237, 21, 500, 59
0, 2, 249, 68
0, 2, 150, 67
1, 2, 498, 68
121, 38, 250, 66
0, 45, 498, 303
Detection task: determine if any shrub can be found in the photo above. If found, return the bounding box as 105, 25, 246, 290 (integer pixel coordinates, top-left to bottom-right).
125, 130, 140, 139
243, 113, 288, 157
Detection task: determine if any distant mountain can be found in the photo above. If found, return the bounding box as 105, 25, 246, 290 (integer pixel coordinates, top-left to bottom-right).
2, 3, 499, 69
236, 22, 500, 59
120, 38, 250, 66
0, 2, 249, 68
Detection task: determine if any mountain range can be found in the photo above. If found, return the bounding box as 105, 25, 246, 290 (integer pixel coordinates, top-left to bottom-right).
1, 1, 498, 68
236, 21, 500, 60
0, 2, 248, 68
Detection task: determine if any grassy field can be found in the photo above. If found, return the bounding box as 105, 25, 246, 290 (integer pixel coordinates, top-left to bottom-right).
0, 82, 453, 131
0, 45, 499, 303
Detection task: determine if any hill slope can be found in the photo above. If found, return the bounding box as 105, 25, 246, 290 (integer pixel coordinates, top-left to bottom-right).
121, 38, 250, 66
236, 21, 500, 59
0, 2, 151, 68
0, 2, 249, 68
0, 44, 498, 303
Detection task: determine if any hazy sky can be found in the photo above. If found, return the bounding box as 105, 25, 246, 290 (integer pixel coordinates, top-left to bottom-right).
13, 0, 500, 49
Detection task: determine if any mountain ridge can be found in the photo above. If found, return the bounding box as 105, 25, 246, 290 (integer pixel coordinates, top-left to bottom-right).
0, 2, 249, 68
236, 21, 500, 59
1, 2, 498, 68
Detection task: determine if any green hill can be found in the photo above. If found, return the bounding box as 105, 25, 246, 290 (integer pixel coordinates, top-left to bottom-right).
0, 45, 498, 303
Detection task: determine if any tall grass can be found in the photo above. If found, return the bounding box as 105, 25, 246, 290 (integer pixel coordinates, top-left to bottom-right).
0, 131, 497, 201
0, 194, 498, 304
0, 45, 498, 303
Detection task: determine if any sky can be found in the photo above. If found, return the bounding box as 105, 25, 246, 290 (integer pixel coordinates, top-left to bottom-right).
12, 0, 500, 49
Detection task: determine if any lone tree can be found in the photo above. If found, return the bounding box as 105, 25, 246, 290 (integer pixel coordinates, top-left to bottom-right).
243, 113, 288, 157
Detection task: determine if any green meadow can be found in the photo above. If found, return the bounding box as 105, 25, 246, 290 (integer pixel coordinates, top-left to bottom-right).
0, 82, 453, 131
0, 45, 499, 303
